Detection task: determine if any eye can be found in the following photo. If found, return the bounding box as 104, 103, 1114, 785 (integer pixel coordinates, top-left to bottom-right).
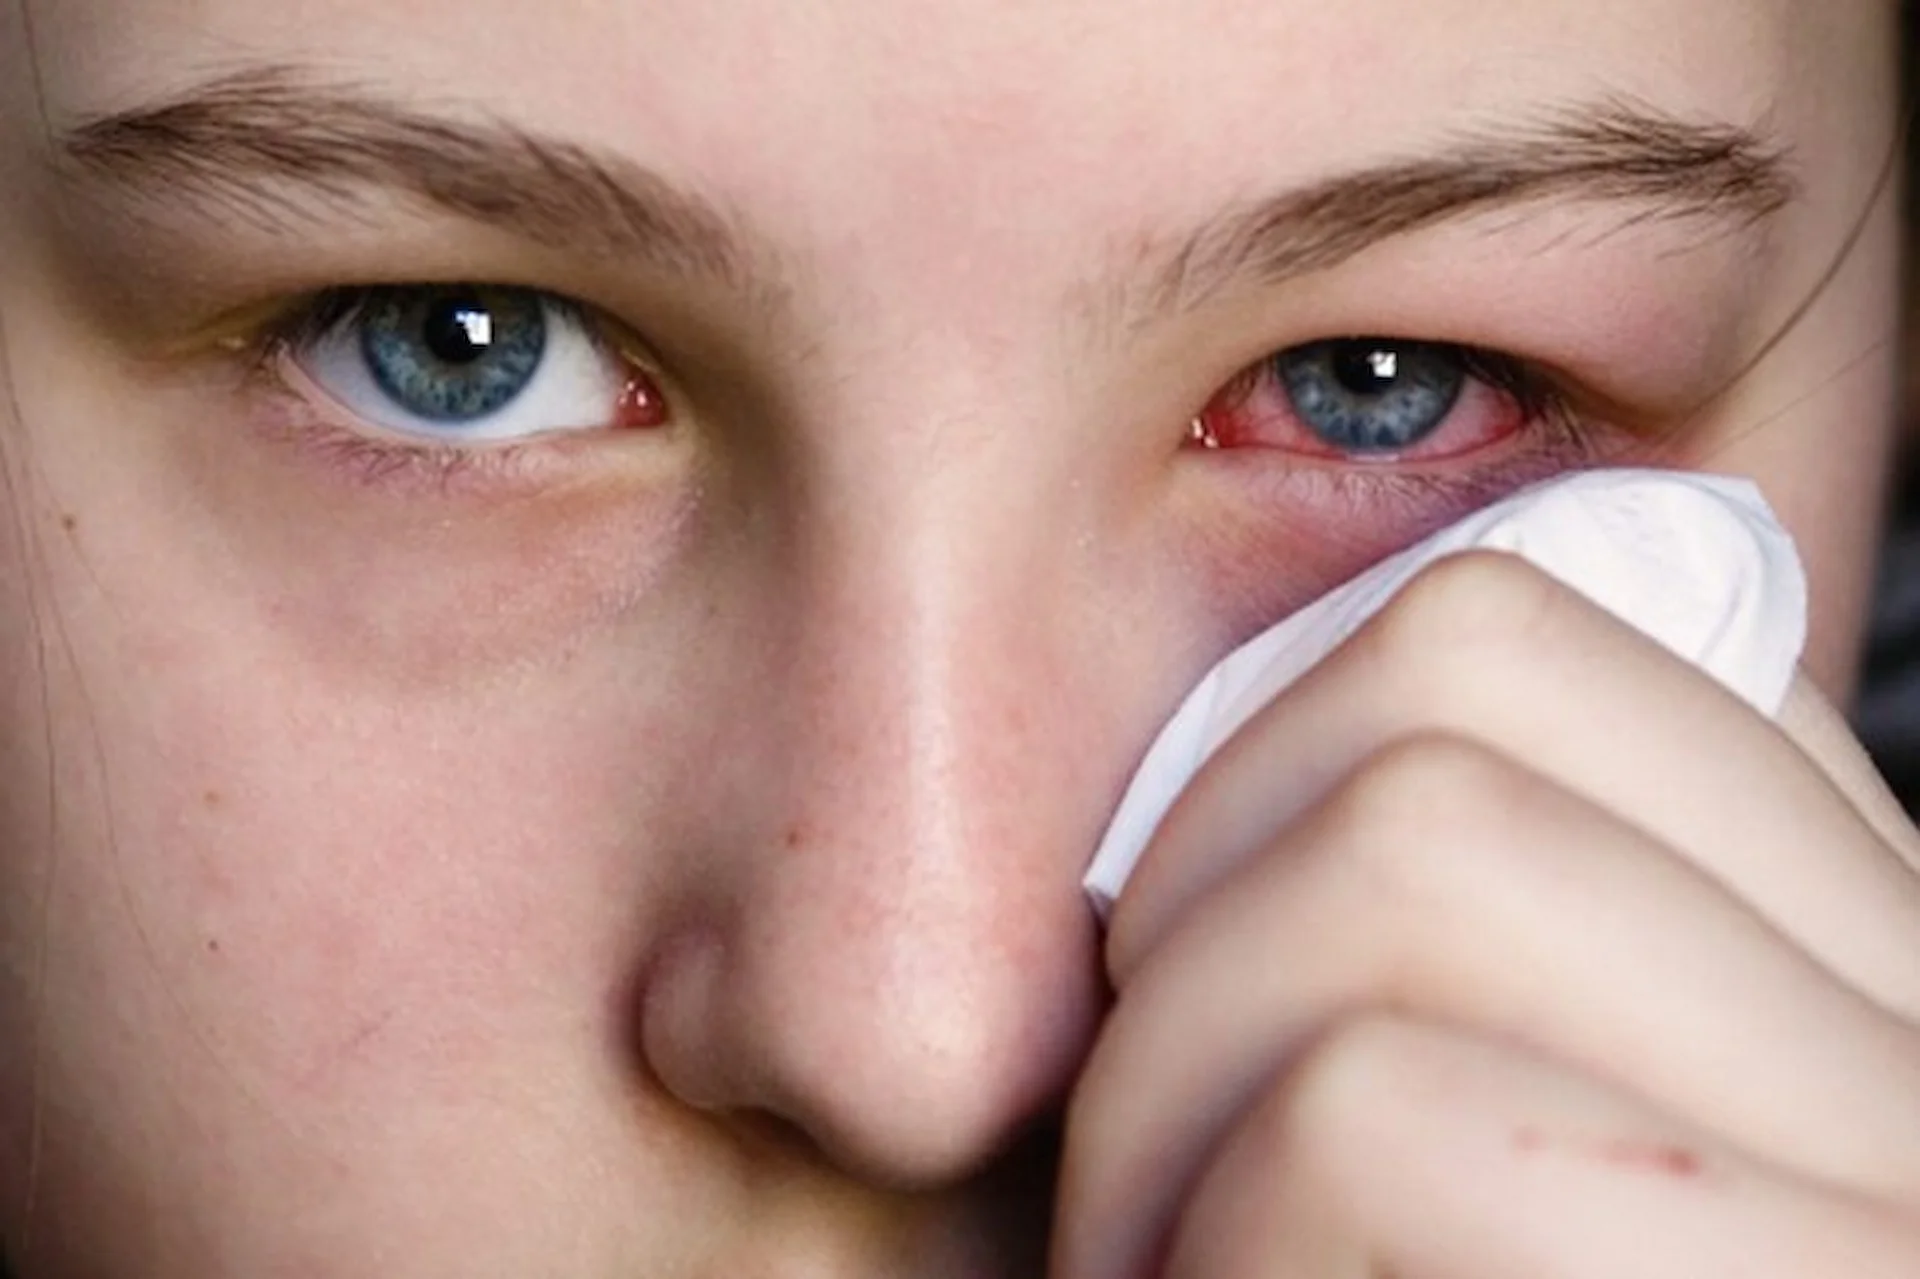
1191, 338, 1550, 462
274, 284, 667, 443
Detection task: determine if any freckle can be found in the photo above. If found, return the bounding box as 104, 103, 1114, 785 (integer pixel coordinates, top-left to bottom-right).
782, 825, 805, 851
203, 789, 224, 810
59, 514, 77, 533
205, 938, 221, 954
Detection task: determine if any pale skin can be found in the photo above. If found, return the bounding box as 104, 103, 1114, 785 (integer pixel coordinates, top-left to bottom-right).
0, 0, 1913, 1276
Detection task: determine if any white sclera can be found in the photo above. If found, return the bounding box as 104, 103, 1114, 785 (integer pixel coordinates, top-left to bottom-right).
1082, 468, 1809, 919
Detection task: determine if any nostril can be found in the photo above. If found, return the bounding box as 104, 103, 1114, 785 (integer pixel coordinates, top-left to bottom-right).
635, 887, 1105, 1190
747, 943, 1105, 1190
633, 919, 740, 1112
726, 1107, 831, 1167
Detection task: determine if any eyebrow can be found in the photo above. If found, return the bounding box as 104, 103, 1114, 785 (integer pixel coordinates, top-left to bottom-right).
54, 67, 752, 284
1145, 98, 1796, 315
52, 67, 1795, 324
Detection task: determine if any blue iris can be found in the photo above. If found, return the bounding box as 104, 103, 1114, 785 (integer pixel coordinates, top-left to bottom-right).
1276, 339, 1465, 453
359, 286, 548, 423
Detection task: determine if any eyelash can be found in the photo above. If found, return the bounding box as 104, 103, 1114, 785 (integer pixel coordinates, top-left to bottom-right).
232, 285, 1613, 501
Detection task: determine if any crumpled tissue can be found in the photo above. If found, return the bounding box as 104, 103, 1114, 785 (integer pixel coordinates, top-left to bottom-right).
1083, 468, 1808, 918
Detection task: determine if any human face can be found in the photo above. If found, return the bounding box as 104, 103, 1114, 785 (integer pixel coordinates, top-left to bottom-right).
0, 1, 1904, 1275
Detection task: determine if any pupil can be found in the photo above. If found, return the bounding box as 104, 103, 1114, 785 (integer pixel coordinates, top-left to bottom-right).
1331, 342, 1400, 396
423, 295, 494, 365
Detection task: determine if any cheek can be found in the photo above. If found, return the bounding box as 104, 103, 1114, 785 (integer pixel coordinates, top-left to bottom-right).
176, 431, 709, 699
84, 646, 703, 1105
0, 393, 709, 1109
0, 471, 735, 1135
0, 611, 732, 1268
0, 431, 801, 1265
1164, 455, 1574, 648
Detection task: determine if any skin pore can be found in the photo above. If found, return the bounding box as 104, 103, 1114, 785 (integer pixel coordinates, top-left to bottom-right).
0, 1, 1909, 1276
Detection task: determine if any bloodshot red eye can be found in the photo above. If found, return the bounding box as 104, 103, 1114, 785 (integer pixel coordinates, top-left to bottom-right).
1192, 338, 1540, 463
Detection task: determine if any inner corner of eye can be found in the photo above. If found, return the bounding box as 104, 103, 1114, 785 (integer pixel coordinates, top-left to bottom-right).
1203, 362, 1264, 411
613, 365, 673, 429
1180, 370, 1252, 451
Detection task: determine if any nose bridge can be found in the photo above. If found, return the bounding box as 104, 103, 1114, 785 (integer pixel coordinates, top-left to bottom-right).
770, 349, 1122, 868
782, 433, 1114, 1164
783, 415, 1073, 856
648, 406, 1127, 1184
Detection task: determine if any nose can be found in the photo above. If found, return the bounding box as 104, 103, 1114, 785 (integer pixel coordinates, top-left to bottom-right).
638, 430, 1166, 1188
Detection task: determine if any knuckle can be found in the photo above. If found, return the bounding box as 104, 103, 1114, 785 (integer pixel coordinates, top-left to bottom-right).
1320, 733, 1525, 873
1162, 1020, 1433, 1279
1300, 734, 1546, 943
1360, 549, 1569, 697
1335, 732, 1518, 826
1251, 1015, 1429, 1196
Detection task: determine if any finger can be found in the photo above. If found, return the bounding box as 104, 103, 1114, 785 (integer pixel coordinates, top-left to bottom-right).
1154, 1016, 1920, 1279
1777, 673, 1920, 875
1109, 551, 1920, 1022
1060, 738, 1920, 1279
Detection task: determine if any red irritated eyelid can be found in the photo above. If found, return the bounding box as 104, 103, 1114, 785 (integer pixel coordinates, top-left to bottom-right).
1192, 355, 1536, 464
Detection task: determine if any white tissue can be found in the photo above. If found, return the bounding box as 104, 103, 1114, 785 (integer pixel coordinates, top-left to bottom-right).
1082, 468, 1808, 918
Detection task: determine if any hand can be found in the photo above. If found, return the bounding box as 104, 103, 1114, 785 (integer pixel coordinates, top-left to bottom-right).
1053, 550, 1920, 1278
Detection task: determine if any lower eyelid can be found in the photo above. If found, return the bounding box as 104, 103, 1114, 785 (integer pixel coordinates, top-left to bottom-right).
272, 343, 439, 449
1211, 410, 1606, 526
244, 347, 686, 505
248, 350, 545, 491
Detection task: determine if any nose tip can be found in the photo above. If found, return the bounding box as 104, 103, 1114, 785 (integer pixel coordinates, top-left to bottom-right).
641, 811, 1109, 1187
634, 578, 1129, 1184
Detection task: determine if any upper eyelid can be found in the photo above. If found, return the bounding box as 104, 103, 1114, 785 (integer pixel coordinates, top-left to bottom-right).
1246, 339, 1571, 418
254, 284, 665, 373
260, 288, 373, 349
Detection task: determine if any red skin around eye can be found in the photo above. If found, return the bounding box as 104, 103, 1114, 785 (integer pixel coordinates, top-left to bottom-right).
1191, 361, 1532, 463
